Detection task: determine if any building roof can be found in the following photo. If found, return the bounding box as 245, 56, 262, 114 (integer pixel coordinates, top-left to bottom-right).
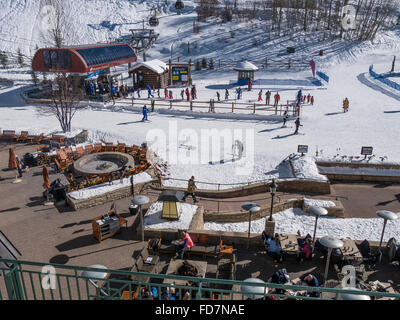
130, 59, 168, 74
233, 61, 259, 72
32, 43, 137, 74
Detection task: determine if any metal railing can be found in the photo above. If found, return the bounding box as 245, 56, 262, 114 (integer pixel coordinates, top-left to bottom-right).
1, 258, 399, 300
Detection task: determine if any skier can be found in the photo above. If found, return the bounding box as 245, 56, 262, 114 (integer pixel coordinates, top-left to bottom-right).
185, 87, 190, 101
265, 90, 271, 105
190, 86, 195, 100
307, 94, 311, 104
296, 89, 302, 103
180, 89, 184, 100
137, 87, 141, 98
216, 91, 220, 101
282, 110, 289, 127
182, 176, 198, 203
142, 105, 149, 121
294, 117, 302, 134
247, 79, 252, 91
225, 88, 229, 100
164, 87, 168, 99
169, 90, 173, 99
147, 85, 154, 98
236, 87, 242, 100
274, 92, 280, 107
343, 98, 349, 113
311, 96, 314, 105
258, 90, 263, 102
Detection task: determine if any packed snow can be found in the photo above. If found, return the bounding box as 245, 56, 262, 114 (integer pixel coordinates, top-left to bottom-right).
290, 156, 327, 181
68, 172, 153, 200
203, 208, 400, 242
144, 201, 198, 230
303, 198, 336, 208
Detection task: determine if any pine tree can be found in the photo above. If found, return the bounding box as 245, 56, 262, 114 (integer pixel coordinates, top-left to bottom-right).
201, 57, 207, 69
0, 51, 8, 69
208, 58, 214, 70
17, 48, 24, 67
195, 60, 201, 71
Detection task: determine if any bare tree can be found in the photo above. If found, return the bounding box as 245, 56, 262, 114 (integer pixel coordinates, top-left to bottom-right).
38, 74, 87, 133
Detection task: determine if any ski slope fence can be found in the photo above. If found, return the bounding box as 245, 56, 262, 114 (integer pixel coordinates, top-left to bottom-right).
369, 65, 400, 91
316, 71, 329, 83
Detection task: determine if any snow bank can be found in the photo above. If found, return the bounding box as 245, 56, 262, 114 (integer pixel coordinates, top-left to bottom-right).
68, 172, 153, 200
204, 208, 400, 242
144, 201, 198, 230
291, 156, 327, 181
303, 198, 336, 208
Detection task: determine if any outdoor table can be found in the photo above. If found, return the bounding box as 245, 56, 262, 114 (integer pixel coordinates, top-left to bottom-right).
341, 239, 363, 266
279, 234, 299, 254
163, 259, 208, 287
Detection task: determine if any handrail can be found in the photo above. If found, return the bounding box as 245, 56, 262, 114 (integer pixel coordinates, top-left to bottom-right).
1, 258, 399, 300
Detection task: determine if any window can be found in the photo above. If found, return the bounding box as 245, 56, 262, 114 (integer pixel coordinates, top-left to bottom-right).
43, 50, 72, 69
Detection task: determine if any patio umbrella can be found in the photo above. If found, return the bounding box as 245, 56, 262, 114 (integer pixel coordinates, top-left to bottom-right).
81, 264, 109, 297
376, 210, 399, 250
8, 148, 21, 183
308, 206, 328, 245
42, 165, 53, 205
240, 278, 268, 300
320, 236, 343, 286
132, 195, 150, 241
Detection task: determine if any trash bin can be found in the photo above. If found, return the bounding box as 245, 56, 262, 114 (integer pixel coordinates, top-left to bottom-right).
129, 204, 139, 215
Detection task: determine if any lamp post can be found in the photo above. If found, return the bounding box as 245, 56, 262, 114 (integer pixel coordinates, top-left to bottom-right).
320, 236, 343, 287
376, 210, 398, 250
268, 179, 277, 221
132, 195, 150, 242
308, 206, 328, 246
242, 202, 260, 249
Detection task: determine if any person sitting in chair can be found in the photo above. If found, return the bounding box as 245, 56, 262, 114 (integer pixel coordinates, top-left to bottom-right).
297, 234, 313, 262
300, 273, 320, 298
265, 233, 283, 263
176, 230, 194, 259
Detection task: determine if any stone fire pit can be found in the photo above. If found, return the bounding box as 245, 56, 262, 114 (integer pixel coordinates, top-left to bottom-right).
73, 152, 135, 176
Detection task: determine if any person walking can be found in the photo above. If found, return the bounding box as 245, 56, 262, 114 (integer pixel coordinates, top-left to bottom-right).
142, 105, 149, 121
247, 79, 252, 91
164, 87, 168, 99
190, 86, 195, 100
311, 96, 314, 105
147, 85, 154, 98
16, 155, 23, 178
225, 88, 229, 100
274, 92, 280, 107
282, 110, 289, 127
180, 89, 184, 100
150, 98, 155, 112
265, 90, 271, 105
216, 91, 220, 101
258, 90, 263, 102
294, 117, 302, 134
193, 85, 197, 99
296, 89, 302, 104
182, 176, 198, 203
185, 87, 190, 101
343, 97, 349, 113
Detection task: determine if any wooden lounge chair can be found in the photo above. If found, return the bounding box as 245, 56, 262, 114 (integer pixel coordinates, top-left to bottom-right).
64, 147, 74, 161
103, 142, 114, 152
84, 144, 93, 154
116, 143, 126, 153
75, 146, 84, 159
93, 143, 102, 153
16, 131, 29, 143
51, 134, 65, 146
1, 130, 17, 141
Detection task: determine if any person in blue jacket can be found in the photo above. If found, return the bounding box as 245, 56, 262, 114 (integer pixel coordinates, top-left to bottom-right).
300, 273, 320, 298
265, 233, 283, 262
297, 89, 302, 103
137, 87, 141, 98
147, 85, 154, 98
142, 105, 148, 121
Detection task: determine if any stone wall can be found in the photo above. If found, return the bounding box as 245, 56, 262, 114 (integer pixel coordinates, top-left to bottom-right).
322, 173, 400, 183
302, 199, 345, 218
66, 179, 157, 210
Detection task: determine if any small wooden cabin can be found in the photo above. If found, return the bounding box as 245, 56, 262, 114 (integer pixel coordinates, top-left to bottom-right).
129, 59, 169, 89
233, 61, 259, 81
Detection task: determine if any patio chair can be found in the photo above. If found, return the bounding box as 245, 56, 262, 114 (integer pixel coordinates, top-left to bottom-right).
16, 131, 29, 143
103, 142, 114, 152
116, 143, 126, 153
75, 146, 84, 159
358, 240, 382, 270
93, 143, 102, 153
84, 144, 93, 154
27, 133, 44, 144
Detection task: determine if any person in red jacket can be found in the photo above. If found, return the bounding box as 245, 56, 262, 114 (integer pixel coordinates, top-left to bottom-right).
307, 94, 311, 104
311, 96, 314, 105
185, 87, 190, 101
164, 87, 168, 99
274, 92, 280, 107
176, 230, 194, 259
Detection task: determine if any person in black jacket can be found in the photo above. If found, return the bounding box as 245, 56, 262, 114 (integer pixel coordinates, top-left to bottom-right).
300, 273, 320, 298
294, 117, 302, 134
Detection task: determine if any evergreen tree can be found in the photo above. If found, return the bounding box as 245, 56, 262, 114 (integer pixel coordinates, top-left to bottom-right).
195, 60, 201, 71
0, 51, 8, 69
209, 58, 214, 70
201, 57, 207, 69
17, 48, 24, 67
31, 69, 39, 86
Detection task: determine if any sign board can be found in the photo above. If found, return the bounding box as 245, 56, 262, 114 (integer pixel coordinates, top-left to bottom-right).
297, 145, 308, 154
87, 69, 104, 79
361, 146, 373, 156
171, 66, 189, 84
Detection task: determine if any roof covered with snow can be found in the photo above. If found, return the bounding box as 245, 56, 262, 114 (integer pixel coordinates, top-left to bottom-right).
233, 61, 259, 72
130, 59, 168, 74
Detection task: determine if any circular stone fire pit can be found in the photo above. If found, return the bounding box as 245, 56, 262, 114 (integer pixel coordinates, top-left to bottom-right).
73, 152, 135, 176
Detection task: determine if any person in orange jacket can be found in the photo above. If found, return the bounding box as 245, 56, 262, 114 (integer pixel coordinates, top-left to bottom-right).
274, 92, 280, 107
176, 230, 194, 259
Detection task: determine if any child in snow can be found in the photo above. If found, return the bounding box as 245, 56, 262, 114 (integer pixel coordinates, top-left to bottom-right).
343, 98, 349, 112
180, 89, 184, 100
185, 88, 190, 101
225, 89, 229, 100
258, 90, 263, 102
294, 117, 302, 134
142, 105, 148, 121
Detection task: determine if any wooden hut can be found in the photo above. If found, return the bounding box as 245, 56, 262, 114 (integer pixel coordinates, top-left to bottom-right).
233, 61, 259, 81
129, 59, 169, 89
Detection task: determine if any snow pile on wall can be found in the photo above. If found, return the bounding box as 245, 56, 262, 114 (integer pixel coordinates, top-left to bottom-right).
291, 156, 327, 181
204, 208, 400, 242
68, 172, 153, 200
144, 201, 198, 230
303, 198, 336, 208
318, 166, 400, 177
